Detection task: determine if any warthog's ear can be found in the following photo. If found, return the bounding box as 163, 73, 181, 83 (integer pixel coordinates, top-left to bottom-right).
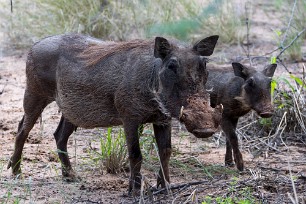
193, 35, 219, 56
154, 37, 171, 59
232, 62, 249, 80
262, 64, 277, 77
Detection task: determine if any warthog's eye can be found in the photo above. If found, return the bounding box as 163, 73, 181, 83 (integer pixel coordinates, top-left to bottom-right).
167, 58, 179, 74
246, 77, 255, 87
200, 57, 209, 68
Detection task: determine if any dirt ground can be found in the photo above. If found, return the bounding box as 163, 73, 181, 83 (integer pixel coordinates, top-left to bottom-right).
1, 1, 306, 204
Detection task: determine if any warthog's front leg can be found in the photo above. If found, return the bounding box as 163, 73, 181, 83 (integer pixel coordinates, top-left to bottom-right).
124, 121, 142, 196
153, 123, 172, 189
222, 116, 243, 171
53, 115, 77, 181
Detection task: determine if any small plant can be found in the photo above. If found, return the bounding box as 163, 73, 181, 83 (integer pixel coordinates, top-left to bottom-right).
91, 127, 128, 174
0, 166, 32, 204
201, 178, 258, 204
271, 71, 306, 133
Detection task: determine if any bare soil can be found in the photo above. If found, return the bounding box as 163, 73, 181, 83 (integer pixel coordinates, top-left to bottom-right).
1, 1, 306, 203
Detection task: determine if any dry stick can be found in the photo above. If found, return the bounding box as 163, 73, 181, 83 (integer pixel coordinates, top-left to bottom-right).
0, 83, 7, 95
10, 0, 13, 13
153, 143, 172, 196
133, 180, 209, 203
245, 3, 250, 64
277, 28, 306, 59
254, 112, 287, 156
275, 28, 306, 74
292, 86, 306, 134
153, 180, 209, 195
281, 0, 297, 49
183, 188, 197, 204
278, 116, 299, 204
240, 2, 251, 64
277, 58, 291, 73
171, 186, 190, 204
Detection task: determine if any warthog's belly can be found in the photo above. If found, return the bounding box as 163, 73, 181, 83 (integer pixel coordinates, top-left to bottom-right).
56, 91, 122, 128
55, 67, 122, 128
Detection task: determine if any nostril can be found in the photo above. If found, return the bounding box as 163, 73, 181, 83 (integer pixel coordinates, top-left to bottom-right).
192, 128, 215, 138
260, 112, 273, 118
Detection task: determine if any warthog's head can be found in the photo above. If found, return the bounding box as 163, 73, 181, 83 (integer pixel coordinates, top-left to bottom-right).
154, 35, 221, 137
232, 63, 277, 118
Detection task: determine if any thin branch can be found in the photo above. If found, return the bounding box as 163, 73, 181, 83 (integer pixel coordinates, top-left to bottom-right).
281, 0, 297, 48
262, 47, 282, 57
132, 180, 209, 204
277, 28, 306, 59
245, 3, 250, 60
277, 57, 291, 74
11, 0, 13, 13
0, 83, 7, 95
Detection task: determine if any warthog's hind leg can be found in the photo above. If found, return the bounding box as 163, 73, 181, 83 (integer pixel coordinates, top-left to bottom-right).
8, 91, 49, 176
53, 115, 77, 181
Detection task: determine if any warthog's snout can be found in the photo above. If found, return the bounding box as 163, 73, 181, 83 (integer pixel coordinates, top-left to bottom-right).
180, 94, 223, 138
192, 128, 216, 138
259, 111, 273, 118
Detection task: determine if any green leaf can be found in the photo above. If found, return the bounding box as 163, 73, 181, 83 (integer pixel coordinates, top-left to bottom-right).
275, 30, 282, 37
270, 56, 277, 64
278, 76, 295, 91
290, 74, 306, 89
271, 79, 277, 96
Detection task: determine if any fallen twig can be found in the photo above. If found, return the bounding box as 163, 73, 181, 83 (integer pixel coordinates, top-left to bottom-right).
132, 180, 210, 204
0, 84, 7, 95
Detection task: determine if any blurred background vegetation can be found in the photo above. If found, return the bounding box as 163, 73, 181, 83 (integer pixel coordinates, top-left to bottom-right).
0, 0, 305, 62
0, 0, 244, 49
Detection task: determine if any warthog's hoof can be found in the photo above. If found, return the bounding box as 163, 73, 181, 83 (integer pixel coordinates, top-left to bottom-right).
128, 186, 141, 197
62, 175, 81, 182
7, 158, 22, 176
62, 169, 81, 182
234, 152, 244, 171
225, 161, 235, 167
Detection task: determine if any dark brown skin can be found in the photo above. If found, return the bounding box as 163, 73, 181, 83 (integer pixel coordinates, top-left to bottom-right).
206, 62, 277, 171
7, 34, 219, 195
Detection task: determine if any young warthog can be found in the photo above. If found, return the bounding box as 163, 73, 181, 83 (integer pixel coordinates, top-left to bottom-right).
8, 34, 220, 194
206, 62, 277, 171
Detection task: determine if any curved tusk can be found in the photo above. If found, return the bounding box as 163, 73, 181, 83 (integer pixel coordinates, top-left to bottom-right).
179, 106, 184, 119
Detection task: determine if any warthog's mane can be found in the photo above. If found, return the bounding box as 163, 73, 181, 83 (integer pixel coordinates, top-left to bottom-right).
80, 39, 154, 67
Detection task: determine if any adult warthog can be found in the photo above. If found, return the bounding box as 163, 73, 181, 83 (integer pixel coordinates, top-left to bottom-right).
8, 34, 221, 194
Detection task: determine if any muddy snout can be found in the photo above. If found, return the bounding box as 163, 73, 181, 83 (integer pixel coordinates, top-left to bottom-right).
179, 94, 223, 138
192, 128, 216, 138
259, 111, 273, 118
257, 105, 274, 118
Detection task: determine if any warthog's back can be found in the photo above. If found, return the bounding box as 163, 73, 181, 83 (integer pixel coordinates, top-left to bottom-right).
26, 34, 107, 99
206, 65, 245, 114
26, 34, 159, 128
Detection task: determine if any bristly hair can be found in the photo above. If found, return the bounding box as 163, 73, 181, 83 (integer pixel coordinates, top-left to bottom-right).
79, 39, 154, 67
